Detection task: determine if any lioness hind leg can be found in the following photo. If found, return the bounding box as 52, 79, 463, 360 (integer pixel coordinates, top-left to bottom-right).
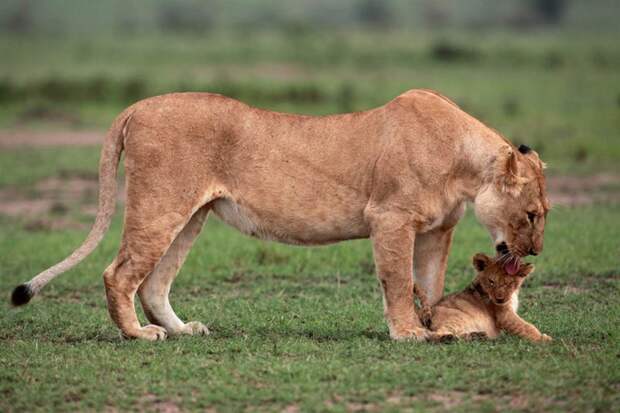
103, 211, 191, 341
138, 205, 211, 336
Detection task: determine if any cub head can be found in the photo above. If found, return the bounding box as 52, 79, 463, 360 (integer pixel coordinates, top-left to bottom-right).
472, 253, 534, 306
474, 144, 550, 274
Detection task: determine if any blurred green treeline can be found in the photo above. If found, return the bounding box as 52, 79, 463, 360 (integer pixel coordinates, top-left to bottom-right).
0, 1, 619, 172
2, 0, 619, 34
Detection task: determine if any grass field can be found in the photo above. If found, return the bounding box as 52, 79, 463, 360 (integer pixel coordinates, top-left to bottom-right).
1, 202, 619, 411
0, 27, 619, 412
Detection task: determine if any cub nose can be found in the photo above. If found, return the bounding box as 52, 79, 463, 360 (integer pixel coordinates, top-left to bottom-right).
528, 248, 538, 256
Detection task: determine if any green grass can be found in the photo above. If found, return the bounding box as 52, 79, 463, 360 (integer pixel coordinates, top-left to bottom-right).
1, 202, 619, 411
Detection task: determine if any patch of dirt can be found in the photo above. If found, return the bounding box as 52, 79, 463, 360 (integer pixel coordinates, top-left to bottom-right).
546, 173, 620, 206
427, 391, 534, 411
345, 402, 382, 412
16, 105, 83, 127
326, 391, 533, 411
0, 174, 124, 231
281, 404, 300, 413
427, 391, 466, 410
509, 394, 529, 410
136, 394, 181, 413
0, 130, 102, 148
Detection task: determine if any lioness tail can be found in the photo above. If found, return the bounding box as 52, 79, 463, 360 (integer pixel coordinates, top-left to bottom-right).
11, 110, 133, 306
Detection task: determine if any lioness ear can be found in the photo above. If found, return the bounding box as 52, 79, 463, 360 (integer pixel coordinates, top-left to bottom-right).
495, 146, 528, 195
519, 263, 535, 278
472, 253, 491, 271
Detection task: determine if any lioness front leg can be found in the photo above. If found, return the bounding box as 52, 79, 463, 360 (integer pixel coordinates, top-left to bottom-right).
369, 213, 427, 341
414, 227, 455, 305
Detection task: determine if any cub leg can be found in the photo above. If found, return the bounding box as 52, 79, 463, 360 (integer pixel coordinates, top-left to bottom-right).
103, 211, 191, 341
497, 309, 552, 342
413, 227, 455, 305
428, 307, 487, 342
138, 205, 210, 336
368, 213, 427, 341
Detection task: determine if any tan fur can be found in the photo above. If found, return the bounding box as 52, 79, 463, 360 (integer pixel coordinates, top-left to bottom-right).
416, 253, 552, 343
17, 89, 549, 341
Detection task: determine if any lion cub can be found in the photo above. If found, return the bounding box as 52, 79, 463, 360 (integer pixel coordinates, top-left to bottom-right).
416, 253, 552, 343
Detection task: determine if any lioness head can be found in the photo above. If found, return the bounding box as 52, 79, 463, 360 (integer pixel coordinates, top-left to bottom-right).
474, 144, 550, 274
472, 253, 534, 306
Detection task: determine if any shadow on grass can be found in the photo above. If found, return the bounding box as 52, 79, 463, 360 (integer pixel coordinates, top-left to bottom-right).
243, 326, 392, 342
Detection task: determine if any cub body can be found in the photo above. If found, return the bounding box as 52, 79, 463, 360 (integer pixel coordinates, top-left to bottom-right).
416, 253, 551, 342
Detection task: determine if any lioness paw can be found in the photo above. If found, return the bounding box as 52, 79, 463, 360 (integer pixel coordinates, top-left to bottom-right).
122, 324, 168, 341
179, 321, 210, 336
390, 326, 428, 342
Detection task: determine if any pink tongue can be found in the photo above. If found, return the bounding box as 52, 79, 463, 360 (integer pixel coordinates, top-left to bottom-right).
504, 259, 521, 275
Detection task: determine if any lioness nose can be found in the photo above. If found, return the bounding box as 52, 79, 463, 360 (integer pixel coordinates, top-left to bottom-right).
496, 242, 509, 254
528, 248, 538, 256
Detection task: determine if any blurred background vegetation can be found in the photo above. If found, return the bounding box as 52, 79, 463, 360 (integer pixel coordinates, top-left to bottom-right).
0, 0, 619, 172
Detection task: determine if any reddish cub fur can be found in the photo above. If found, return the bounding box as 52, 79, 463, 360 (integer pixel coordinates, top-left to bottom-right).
415, 253, 552, 343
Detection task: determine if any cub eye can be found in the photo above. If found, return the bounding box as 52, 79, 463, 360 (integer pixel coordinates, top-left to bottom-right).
488, 279, 495, 286
527, 212, 537, 223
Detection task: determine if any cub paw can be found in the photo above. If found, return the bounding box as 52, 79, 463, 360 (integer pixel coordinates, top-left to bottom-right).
464, 331, 488, 341
419, 308, 433, 329
540, 333, 553, 342
428, 332, 457, 343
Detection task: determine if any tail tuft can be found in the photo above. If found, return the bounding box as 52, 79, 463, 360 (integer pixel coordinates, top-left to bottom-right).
11, 284, 33, 306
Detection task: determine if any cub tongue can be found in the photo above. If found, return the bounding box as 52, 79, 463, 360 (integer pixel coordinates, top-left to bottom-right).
504, 258, 521, 275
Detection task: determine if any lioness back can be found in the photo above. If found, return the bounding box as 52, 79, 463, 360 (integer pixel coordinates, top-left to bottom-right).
124, 90, 465, 245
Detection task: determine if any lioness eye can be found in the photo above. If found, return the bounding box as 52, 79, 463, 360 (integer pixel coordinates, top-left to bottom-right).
489, 279, 495, 286
527, 212, 536, 223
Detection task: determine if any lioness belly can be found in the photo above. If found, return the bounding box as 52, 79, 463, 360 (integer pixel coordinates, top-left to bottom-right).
212, 197, 370, 245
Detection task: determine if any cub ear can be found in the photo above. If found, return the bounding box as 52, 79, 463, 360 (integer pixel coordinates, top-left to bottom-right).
472, 253, 491, 271
519, 263, 535, 278
494, 145, 528, 195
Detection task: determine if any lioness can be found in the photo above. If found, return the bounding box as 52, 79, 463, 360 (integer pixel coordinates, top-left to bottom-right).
11, 89, 549, 341
416, 253, 552, 343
